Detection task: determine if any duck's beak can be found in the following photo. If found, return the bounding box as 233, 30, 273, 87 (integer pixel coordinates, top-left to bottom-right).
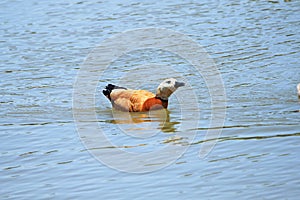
175, 81, 185, 88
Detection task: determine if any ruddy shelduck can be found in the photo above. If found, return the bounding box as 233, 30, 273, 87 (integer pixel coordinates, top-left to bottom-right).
103, 78, 185, 112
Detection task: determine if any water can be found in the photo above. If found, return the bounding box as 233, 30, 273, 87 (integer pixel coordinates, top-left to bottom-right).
1, 0, 300, 199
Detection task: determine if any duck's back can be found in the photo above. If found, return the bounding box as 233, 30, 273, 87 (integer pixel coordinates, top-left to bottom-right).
110, 89, 155, 112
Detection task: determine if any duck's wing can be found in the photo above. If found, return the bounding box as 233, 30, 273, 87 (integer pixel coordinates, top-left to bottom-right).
110, 89, 155, 112
110, 89, 134, 111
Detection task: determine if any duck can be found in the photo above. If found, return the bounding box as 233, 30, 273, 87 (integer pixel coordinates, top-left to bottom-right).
102, 78, 185, 112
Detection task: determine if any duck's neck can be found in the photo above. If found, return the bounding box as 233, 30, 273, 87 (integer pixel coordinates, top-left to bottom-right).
155, 96, 168, 108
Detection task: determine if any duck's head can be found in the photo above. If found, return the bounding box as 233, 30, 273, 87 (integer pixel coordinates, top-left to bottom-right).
297, 83, 300, 98
156, 78, 185, 100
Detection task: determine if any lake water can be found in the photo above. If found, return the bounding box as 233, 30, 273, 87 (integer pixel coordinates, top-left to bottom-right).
1, 0, 300, 199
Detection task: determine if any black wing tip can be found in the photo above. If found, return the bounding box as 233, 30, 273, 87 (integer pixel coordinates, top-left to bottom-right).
102, 84, 127, 100
105, 84, 127, 90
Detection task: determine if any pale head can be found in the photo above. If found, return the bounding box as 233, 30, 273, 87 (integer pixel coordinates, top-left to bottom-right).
297, 83, 300, 98
156, 78, 185, 100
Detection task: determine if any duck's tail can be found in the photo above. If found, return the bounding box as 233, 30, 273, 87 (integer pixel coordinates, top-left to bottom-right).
102, 84, 127, 100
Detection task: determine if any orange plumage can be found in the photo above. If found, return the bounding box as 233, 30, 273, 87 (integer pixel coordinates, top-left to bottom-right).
103, 78, 184, 112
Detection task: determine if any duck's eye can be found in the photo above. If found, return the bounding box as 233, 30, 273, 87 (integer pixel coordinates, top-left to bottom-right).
166, 81, 171, 84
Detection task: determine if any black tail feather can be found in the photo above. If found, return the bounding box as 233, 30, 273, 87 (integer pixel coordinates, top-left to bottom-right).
102, 84, 127, 100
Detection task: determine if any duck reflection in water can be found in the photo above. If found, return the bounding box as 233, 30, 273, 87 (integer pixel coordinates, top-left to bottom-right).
106, 109, 180, 133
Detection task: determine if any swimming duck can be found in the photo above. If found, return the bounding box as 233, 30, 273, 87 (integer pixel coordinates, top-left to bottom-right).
103, 78, 185, 112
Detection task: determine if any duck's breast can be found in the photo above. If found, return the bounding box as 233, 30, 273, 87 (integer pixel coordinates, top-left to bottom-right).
130, 90, 155, 111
